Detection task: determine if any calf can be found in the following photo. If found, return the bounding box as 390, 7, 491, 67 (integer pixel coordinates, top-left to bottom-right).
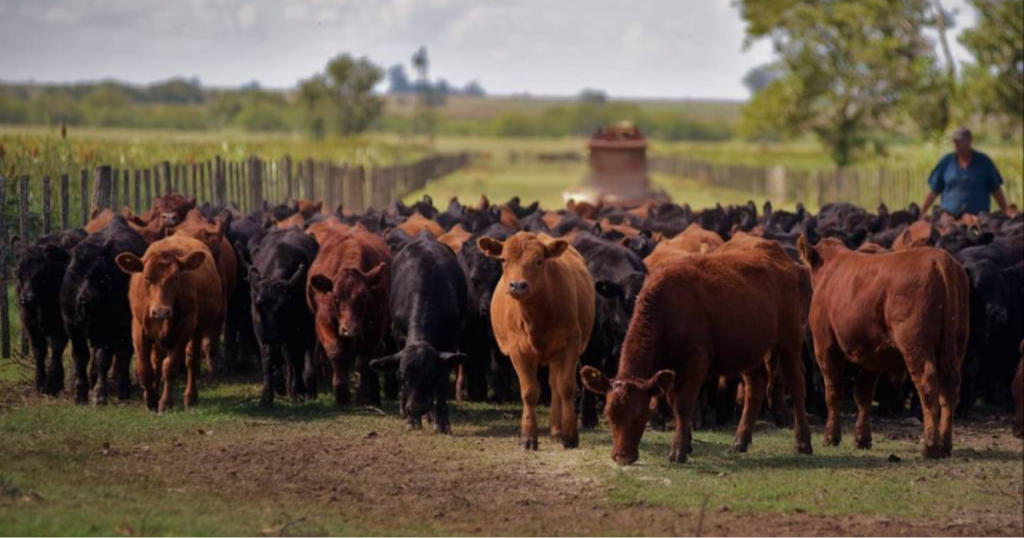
798, 237, 969, 458
61, 216, 148, 404
582, 245, 812, 465
571, 231, 647, 428
12, 230, 86, 394
307, 225, 392, 405
116, 235, 224, 412
370, 234, 467, 432
478, 232, 595, 449
248, 228, 319, 404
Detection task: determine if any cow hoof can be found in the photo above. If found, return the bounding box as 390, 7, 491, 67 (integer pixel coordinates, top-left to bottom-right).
922, 444, 946, 459
856, 438, 872, 450
796, 442, 813, 455
435, 422, 451, 434
729, 442, 749, 454
668, 449, 688, 464
824, 435, 841, 447
90, 391, 108, 406
521, 437, 539, 450
562, 435, 579, 449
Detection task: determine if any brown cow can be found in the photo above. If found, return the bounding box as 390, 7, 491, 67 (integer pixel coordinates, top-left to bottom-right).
892, 221, 940, 251
306, 216, 352, 240
478, 232, 595, 450
798, 237, 969, 458
644, 223, 723, 271
116, 235, 224, 412
307, 225, 393, 406
86, 209, 163, 242
174, 211, 237, 307
397, 213, 444, 238
582, 245, 812, 465
438, 224, 472, 254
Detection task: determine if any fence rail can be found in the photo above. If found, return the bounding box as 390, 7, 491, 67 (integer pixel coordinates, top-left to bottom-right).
650, 156, 1024, 210
0, 152, 471, 360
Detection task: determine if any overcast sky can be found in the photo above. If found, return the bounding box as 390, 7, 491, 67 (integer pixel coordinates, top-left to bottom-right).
0, 0, 979, 100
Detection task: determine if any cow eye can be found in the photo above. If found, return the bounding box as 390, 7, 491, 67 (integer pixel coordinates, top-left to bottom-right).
535, 259, 543, 266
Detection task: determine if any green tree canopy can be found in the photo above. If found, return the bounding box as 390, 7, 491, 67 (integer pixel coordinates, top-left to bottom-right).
958, 0, 1023, 135
298, 54, 384, 139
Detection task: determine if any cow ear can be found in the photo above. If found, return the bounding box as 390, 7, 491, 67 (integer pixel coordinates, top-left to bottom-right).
179, 251, 206, 271
310, 274, 334, 294
595, 280, 623, 299
439, 352, 466, 369
796, 234, 821, 269
369, 354, 401, 373
645, 370, 676, 395
286, 264, 306, 287
362, 262, 387, 286
115, 252, 144, 274
580, 366, 611, 395
312, 200, 323, 213
544, 239, 569, 259
896, 228, 913, 250
477, 236, 504, 258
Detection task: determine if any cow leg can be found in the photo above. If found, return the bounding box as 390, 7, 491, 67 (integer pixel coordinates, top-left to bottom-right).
776, 341, 813, 455
46, 335, 68, 396
90, 346, 113, 406
455, 364, 465, 405
330, 347, 351, 406
492, 347, 514, 404
284, 343, 306, 401
668, 364, 706, 463
580, 379, 599, 430
853, 369, 881, 449
434, 378, 452, 434
137, 338, 159, 411
184, 338, 201, 409
551, 358, 579, 449
906, 358, 944, 458
201, 333, 218, 385
938, 374, 960, 457
259, 343, 275, 406
70, 336, 90, 404
28, 329, 47, 394
715, 376, 738, 426
356, 352, 381, 406
817, 348, 845, 447
513, 358, 540, 450
113, 343, 133, 401
302, 343, 318, 400
732, 366, 767, 453
769, 368, 792, 428
160, 345, 186, 413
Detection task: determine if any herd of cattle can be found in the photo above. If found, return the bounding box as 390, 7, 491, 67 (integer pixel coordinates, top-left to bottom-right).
11, 192, 1024, 464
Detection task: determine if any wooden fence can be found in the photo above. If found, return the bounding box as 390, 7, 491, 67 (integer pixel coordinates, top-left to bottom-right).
650, 156, 1024, 210
0, 152, 471, 360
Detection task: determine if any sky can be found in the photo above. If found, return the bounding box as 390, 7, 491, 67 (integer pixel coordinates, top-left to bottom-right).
0, 0, 980, 100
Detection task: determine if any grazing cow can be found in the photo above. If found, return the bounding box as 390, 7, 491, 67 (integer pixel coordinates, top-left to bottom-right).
571, 231, 647, 428
248, 228, 319, 404
581, 245, 812, 465
61, 216, 148, 404
116, 235, 224, 412
798, 237, 969, 458
370, 234, 468, 432
478, 232, 595, 450
12, 230, 86, 394
307, 225, 392, 405
460, 225, 515, 403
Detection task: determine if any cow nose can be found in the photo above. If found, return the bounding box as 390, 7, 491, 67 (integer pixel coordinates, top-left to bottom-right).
508, 280, 529, 295
161, 213, 178, 226
339, 325, 357, 338
19, 293, 35, 305
613, 452, 638, 466
151, 307, 172, 320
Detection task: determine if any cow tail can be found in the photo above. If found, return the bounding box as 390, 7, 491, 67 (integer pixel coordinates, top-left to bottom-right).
934, 256, 969, 378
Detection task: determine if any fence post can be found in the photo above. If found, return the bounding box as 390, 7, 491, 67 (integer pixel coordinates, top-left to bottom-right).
134, 170, 142, 213
60, 174, 69, 231
122, 169, 130, 211
110, 168, 119, 210
161, 161, 172, 195
213, 156, 223, 207
144, 169, 153, 210
282, 155, 293, 203
43, 175, 52, 234
80, 170, 90, 226
0, 176, 8, 359
303, 159, 315, 201
17, 176, 29, 356
91, 165, 113, 215
248, 156, 264, 212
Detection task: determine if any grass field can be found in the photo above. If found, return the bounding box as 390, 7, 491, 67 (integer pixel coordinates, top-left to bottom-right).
0, 375, 1021, 536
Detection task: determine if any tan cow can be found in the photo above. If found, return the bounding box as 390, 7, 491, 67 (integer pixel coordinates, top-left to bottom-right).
478, 232, 595, 450
644, 223, 723, 271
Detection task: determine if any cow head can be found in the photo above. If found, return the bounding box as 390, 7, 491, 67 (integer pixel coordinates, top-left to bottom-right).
620, 230, 657, 259
249, 264, 306, 344
12, 236, 73, 307
152, 194, 196, 229
461, 236, 506, 318
309, 262, 386, 339
477, 233, 568, 301
116, 249, 206, 321
797, 235, 850, 286
65, 238, 124, 322
369, 342, 465, 432
580, 366, 674, 465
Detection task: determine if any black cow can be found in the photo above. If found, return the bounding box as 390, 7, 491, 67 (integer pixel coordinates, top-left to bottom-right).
247, 228, 319, 405
61, 215, 147, 404
371, 234, 467, 432
571, 231, 647, 428
12, 229, 87, 394
223, 212, 267, 373
459, 224, 514, 402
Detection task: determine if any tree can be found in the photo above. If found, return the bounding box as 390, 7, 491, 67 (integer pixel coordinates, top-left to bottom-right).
741, 62, 784, 95
958, 0, 1023, 134
737, 0, 949, 166
387, 64, 411, 93
578, 88, 608, 104
463, 80, 486, 97
297, 54, 384, 139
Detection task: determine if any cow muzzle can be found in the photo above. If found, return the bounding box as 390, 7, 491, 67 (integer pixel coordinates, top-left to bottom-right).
161, 213, 179, 227
508, 280, 529, 298
338, 325, 359, 339
150, 307, 173, 320
19, 292, 36, 306
613, 451, 638, 466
